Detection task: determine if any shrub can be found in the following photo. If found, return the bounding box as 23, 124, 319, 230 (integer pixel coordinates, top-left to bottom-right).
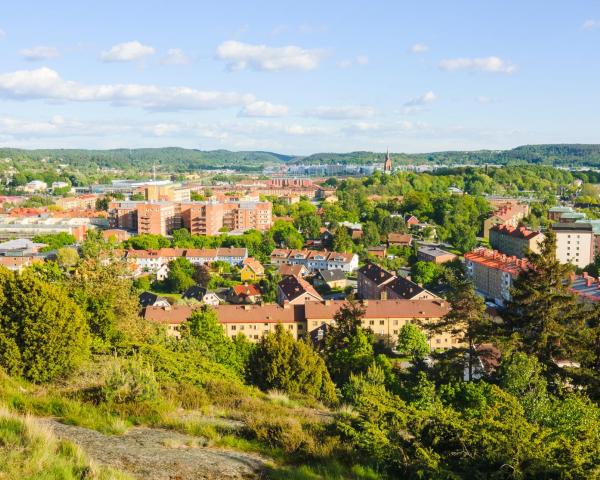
103, 356, 159, 404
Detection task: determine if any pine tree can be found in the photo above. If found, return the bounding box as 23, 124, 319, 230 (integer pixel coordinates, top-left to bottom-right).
425, 279, 489, 381
504, 232, 588, 374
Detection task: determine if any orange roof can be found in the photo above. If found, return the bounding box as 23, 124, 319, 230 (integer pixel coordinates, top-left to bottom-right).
305, 299, 450, 319
464, 247, 530, 275
489, 224, 543, 240
242, 257, 264, 274
232, 284, 262, 297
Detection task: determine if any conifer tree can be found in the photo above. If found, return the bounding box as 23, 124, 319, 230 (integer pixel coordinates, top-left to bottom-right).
504, 232, 588, 374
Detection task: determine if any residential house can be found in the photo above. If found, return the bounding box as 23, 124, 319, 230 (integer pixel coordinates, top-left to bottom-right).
367, 246, 387, 260
278, 263, 309, 277
240, 257, 265, 282
0, 238, 47, 256
277, 275, 324, 305
139, 292, 171, 308
202, 290, 227, 306
182, 285, 207, 302
229, 284, 263, 304
357, 263, 396, 299
383, 276, 437, 301
417, 246, 457, 264
489, 224, 545, 259
0, 255, 43, 272
313, 269, 348, 290
270, 248, 358, 272
387, 233, 412, 247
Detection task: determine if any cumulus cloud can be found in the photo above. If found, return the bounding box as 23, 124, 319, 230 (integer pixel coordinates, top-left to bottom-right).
403, 91, 436, 114
0, 67, 256, 110
238, 100, 289, 117
100, 41, 155, 62
216, 40, 324, 71
410, 43, 429, 54
338, 54, 369, 68
161, 48, 190, 65
304, 105, 376, 120
19, 46, 59, 61
439, 56, 516, 74
583, 19, 600, 30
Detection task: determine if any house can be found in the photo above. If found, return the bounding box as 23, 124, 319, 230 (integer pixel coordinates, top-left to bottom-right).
489, 225, 545, 259
229, 284, 263, 304
270, 248, 359, 272
404, 215, 419, 226
139, 291, 171, 308
0, 255, 43, 272
278, 263, 309, 277
182, 285, 207, 302
313, 269, 347, 289
240, 257, 265, 282
383, 276, 437, 301
102, 229, 131, 243
367, 246, 387, 260
357, 262, 396, 299
387, 233, 412, 247
202, 290, 227, 306
277, 275, 324, 305
417, 246, 457, 264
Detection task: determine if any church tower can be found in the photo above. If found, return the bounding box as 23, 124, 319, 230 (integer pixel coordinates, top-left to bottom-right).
384, 148, 393, 173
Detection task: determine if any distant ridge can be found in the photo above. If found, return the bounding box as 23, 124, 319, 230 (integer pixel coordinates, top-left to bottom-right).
2, 144, 600, 170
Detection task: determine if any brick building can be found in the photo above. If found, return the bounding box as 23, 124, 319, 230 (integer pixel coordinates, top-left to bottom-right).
489, 224, 545, 258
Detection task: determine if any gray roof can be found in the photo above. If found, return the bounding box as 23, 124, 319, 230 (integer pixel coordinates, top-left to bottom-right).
316, 269, 346, 282
0, 238, 47, 250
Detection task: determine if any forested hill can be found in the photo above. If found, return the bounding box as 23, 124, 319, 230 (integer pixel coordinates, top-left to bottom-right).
2, 144, 600, 171
293, 144, 600, 167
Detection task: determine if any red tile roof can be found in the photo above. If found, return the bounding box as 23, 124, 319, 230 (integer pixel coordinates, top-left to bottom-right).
464, 248, 530, 275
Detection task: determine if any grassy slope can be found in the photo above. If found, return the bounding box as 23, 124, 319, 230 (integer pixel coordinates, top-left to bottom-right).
0, 406, 131, 480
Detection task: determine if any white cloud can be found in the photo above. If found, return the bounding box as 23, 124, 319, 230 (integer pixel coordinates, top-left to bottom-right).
410, 43, 429, 54
583, 19, 600, 30
216, 40, 324, 71
100, 41, 155, 62
403, 91, 436, 114
337, 55, 369, 69
238, 100, 289, 117
304, 105, 376, 120
0, 67, 257, 110
160, 48, 189, 65
439, 56, 516, 74
476, 96, 492, 104
19, 46, 59, 61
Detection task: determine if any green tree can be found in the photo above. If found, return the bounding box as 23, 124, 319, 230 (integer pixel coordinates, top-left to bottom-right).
332, 226, 353, 253
55, 247, 79, 269
396, 323, 429, 361
503, 232, 588, 375
362, 221, 381, 247
0, 269, 90, 382
294, 212, 321, 239
32, 232, 76, 251
248, 324, 337, 403
165, 258, 196, 293
410, 261, 444, 286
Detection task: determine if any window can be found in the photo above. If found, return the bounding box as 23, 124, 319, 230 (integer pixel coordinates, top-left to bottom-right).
369, 320, 375, 325
393, 330, 398, 335
379, 320, 385, 325
436, 339, 441, 344
231, 325, 236, 331
393, 320, 399, 326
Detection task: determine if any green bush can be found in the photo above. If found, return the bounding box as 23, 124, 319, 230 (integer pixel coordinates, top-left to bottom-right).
102, 357, 158, 404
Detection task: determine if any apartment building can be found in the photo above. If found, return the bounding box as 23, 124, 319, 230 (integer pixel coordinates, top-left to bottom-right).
136, 202, 180, 236
145, 298, 457, 349
138, 183, 191, 203
483, 203, 529, 239
55, 194, 98, 211
489, 224, 545, 258
180, 200, 272, 236
108, 201, 138, 231
270, 248, 359, 272
464, 248, 529, 306
552, 222, 594, 268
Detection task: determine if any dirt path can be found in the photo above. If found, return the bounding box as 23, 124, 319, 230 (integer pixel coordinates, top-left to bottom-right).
42, 419, 268, 480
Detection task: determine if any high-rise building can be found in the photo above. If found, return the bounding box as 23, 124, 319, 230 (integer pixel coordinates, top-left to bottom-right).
136, 202, 180, 236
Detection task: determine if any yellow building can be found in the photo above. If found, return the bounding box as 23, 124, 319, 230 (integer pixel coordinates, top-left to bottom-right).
240, 257, 265, 282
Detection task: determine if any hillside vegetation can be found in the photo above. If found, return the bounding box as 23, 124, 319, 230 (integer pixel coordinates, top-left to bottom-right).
3, 144, 600, 173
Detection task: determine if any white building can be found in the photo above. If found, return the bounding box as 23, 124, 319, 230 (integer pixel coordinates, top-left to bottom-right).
270, 248, 359, 272
21, 180, 48, 193
552, 223, 594, 269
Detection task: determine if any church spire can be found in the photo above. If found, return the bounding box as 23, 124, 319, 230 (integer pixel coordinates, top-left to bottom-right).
384, 148, 393, 173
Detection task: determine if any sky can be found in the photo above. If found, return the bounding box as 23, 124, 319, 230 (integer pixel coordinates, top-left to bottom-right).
0, 1, 599, 155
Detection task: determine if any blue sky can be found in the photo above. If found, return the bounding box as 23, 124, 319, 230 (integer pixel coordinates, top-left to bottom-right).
0, 1, 599, 154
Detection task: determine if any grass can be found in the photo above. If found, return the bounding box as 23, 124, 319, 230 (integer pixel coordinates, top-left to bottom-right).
264, 461, 381, 480
0, 406, 132, 480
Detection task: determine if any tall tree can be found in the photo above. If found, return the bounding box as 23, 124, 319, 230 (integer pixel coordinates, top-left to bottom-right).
426, 280, 489, 381
503, 232, 588, 375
